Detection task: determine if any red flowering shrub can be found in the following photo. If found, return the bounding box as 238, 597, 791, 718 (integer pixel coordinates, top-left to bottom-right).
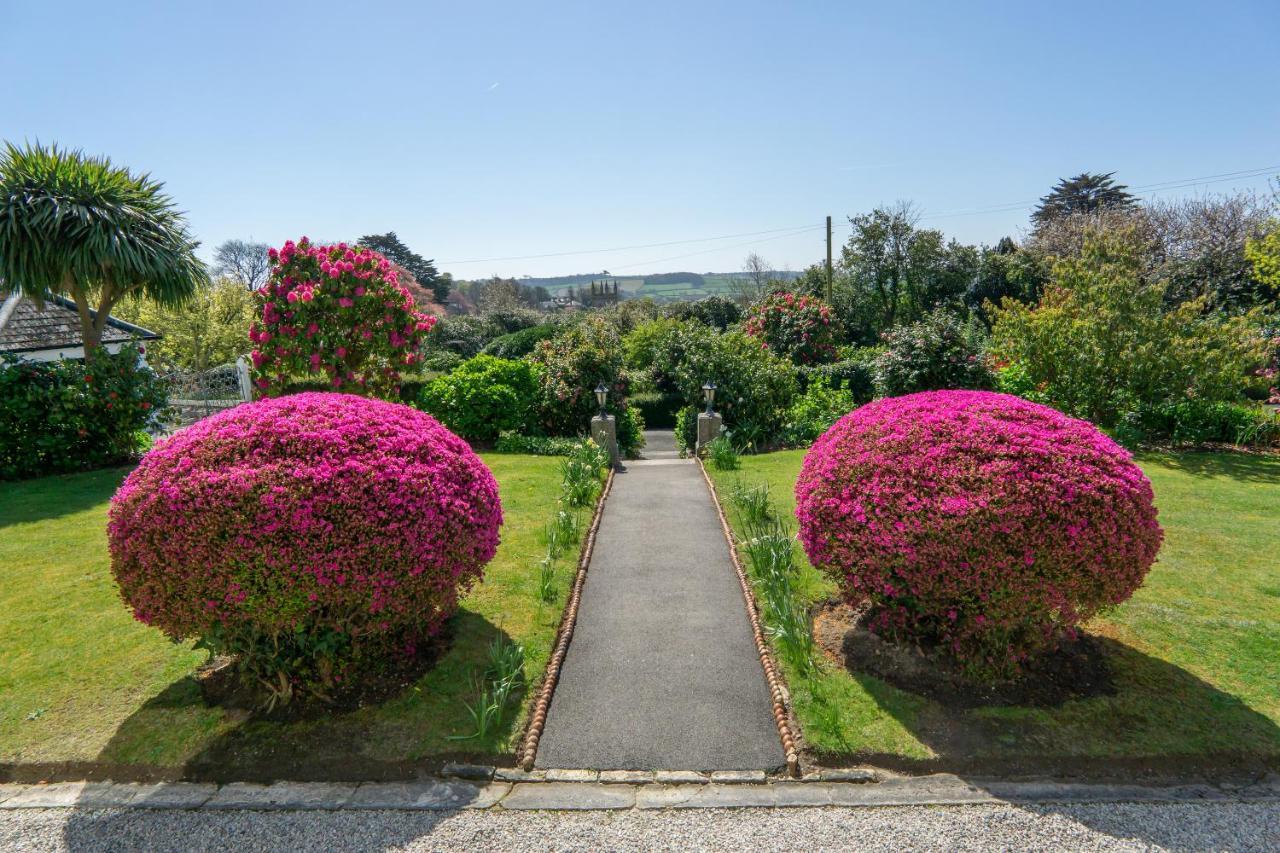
796, 390, 1162, 678
743, 291, 841, 364
250, 238, 436, 399
108, 392, 502, 704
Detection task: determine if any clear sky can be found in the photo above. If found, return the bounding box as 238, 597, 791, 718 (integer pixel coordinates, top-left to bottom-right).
3, 1, 1278, 279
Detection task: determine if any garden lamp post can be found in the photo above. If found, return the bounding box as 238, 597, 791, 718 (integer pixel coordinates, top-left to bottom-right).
697, 381, 723, 457
595, 383, 608, 418
590, 383, 619, 469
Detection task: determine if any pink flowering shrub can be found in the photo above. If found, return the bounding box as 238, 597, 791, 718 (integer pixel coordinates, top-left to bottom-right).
743, 291, 841, 365
108, 392, 502, 705
250, 237, 436, 399
796, 390, 1162, 678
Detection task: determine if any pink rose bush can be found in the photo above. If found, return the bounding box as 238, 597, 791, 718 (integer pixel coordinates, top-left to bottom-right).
743, 291, 841, 365
108, 392, 502, 704
250, 237, 437, 399
796, 390, 1162, 678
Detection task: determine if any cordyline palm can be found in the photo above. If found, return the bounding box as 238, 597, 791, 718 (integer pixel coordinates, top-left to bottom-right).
0, 141, 207, 353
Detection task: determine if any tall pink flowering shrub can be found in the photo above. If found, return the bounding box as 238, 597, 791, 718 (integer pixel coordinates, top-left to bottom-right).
796, 390, 1162, 678
743, 291, 841, 365
249, 238, 436, 399
108, 393, 502, 704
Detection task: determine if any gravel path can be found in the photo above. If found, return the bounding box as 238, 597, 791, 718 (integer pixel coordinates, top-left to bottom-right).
2, 802, 1277, 852
535, 431, 782, 770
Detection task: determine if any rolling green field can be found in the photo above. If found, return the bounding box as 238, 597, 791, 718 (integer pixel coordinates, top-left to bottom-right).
709, 450, 1280, 773
0, 455, 584, 780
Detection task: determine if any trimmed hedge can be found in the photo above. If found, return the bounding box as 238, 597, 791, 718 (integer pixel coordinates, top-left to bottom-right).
417, 355, 539, 442
630, 391, 682, 428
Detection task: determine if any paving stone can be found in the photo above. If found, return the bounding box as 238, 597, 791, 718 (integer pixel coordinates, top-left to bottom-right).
204, 782, 356, 809
709, 770, 767, 784
493, 768, 547, 783
817, 768, 878, 783
769, 782, 836, 806
501, 782, 635, 810
599, 770, 654, 784
0, 782, 91, 808
654, 770, 707, 785
0, 785, 22, 805
829, 775, 992, 806
545, 769, 599, 783
441, 763, 495, 781
349, 781, 508, 810
114, 783, 218, 809
669, 783, 780, 808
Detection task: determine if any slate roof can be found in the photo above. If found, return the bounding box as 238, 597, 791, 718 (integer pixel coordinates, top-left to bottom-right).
0, 290, 159, 354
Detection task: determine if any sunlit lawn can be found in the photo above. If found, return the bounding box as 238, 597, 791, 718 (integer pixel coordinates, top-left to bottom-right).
0, 454, 577, 778
709, 450, 1280, 770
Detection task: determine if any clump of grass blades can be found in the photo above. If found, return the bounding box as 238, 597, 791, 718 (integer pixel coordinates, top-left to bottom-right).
454, 634, 525, 740
730, 481, 775, 539
740, 513, 817, 677
707, 436, 739, 471
537, 555, 558, 603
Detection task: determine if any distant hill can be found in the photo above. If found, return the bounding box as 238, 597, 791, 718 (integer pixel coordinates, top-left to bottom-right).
516, 270, 800, 303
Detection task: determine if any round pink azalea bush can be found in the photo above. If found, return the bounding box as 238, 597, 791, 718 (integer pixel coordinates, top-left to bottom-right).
108, 392, 502, 705
796, 390, 1162, 678
250, 237, 437, 399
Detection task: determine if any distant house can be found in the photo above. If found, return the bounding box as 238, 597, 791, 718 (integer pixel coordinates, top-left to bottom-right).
0, 291, 159, 362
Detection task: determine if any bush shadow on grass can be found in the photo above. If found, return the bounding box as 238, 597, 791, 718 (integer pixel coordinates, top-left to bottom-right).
84, 611, 526, 784
0, 466, 129, 528
1138, 449, 1280, 483
809, 633, 1280, 782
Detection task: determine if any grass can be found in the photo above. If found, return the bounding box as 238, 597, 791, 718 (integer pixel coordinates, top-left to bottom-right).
0, 454, 583, 778
708, 449, 1280, 770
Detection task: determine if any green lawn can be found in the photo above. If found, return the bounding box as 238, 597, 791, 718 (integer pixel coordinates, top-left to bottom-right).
0, 454, 579, 780
709, 450, 1280, 772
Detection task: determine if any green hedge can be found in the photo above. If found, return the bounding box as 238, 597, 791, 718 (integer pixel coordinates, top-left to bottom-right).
0, 345, 166, 480
630, 391, 682, 428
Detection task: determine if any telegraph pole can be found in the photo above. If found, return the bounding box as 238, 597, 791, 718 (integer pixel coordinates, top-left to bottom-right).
824, 215, 833, 302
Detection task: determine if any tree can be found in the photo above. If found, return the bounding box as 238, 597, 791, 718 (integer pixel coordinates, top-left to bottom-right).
114, 276, 255, 371
989, 227, 1265, 427
1245, 220, 1280, 294
0, 142, 207, 354
964, 238, 1049, 325
213, 239, 270, 291
732, 252, 779, 304
357, 231, 448, 303
1032, 172, 1136, 227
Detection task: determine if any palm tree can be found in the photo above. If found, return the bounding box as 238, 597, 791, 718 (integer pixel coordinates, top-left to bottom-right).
0, 141, 207, 353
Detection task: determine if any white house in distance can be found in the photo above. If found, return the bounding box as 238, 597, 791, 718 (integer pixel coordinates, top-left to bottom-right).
0, 290, 158, 362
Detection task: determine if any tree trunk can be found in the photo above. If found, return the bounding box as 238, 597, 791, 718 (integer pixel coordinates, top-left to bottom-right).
67, 279, 101, 355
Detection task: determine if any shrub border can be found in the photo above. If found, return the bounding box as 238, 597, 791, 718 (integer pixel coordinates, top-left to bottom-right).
518, 466, 616, 770
696, 458, 802, 777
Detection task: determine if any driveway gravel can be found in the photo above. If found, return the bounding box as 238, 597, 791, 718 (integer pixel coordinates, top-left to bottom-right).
2, 802, 1277, 852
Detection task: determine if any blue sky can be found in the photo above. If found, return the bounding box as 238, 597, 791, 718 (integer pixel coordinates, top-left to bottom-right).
3, 1, 1278, 278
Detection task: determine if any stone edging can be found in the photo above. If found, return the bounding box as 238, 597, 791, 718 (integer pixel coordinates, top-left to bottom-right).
696, 458, 801, 777
3, 773, 1276, 811
518, 466, 617, 770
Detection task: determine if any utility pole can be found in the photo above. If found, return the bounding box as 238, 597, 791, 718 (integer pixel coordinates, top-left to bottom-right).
825, 215, 833, 303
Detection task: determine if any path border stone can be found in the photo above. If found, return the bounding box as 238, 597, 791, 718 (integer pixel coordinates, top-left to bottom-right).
1, 774, 1276, 811
518, 467, 616, 770
696, 458, 801, 776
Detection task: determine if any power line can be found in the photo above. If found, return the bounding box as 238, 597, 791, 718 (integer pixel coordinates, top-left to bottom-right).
610, 225, 825, 271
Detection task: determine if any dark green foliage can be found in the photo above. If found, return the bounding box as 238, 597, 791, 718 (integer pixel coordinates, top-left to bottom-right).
662, 295, 743, 330
780, 381, 859, 446
1032, 172, 1137, 227
428, 315, 501, 358
629, 390, 682, 428
1115, 400, 1280, 449
873, 308, 992, 396
614, 402, 646, 457
965, 238, 1049, 325
0, 142, 207, 352
674, 406, 698, 455
796, 357, 875, 403
482, 307, 544, 334
493, 432, 589, 456
417, 355, 539, 442
645, 271, 705, 287
0, 345, 167, 480
357, 231, 448, 303
481, 323, 560, 359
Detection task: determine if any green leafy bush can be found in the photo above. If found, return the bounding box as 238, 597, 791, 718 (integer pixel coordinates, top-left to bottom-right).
990, 228, 1267, 428
494, 432, 588, 456
675, 406, 698, 455
530, 316, 643, 455
427, 315, 501, 359
1118, 400, 1280, 448
481, 323, 560, 359
781, 381, 858, 446
663, 295, 743, 330
796, 357, 875, 403
1, 345, 166, 480
873, 308, 992, 397
417, 355, 539, 442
